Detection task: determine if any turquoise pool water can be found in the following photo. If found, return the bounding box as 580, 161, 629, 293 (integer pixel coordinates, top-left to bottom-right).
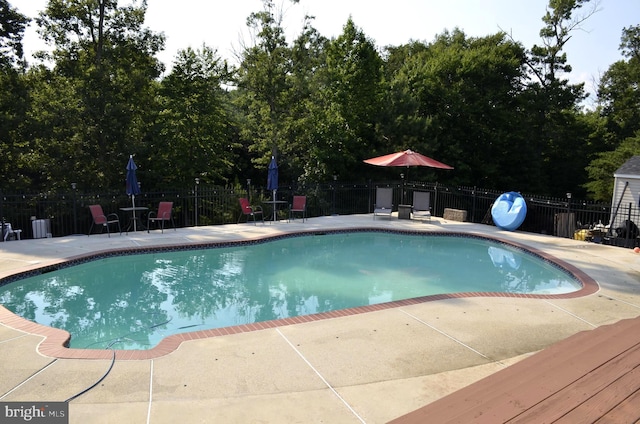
0, 232, 581, 350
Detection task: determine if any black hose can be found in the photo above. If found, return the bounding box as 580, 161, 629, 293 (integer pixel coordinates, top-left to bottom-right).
65, 349, 116, 403
66, 313, 173, 402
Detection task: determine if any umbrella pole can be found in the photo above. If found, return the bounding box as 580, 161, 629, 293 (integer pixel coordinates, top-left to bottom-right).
272, 190, 276, 221
434, 183, 438, 218
402, 168, 407, 205
132, 194, 136, 232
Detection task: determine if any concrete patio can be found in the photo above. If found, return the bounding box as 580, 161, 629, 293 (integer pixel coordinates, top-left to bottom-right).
1, 214, 639, 423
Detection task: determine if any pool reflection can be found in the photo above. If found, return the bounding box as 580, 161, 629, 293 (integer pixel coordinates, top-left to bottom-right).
487, 246, 578, 294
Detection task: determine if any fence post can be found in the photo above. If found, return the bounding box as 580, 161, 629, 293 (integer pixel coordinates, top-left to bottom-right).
72, 183, 78, 234
566, 192, 572, 238
368, 180, 372, 213
332, 175, 337, 216
0, 189, 3, 242
471, 186, 477, 223
434, 182, 438, 218
627, 203, 633, 245
194, 178, 200, 227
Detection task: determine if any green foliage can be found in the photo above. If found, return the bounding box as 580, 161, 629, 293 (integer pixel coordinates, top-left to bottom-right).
620, 25, 640, 59
517, 0, 595, 197
234, 0, 291, 173
0, 0, 29, 189
279, 17, 329, 182
598, 27, 640, 141
1, 0, 638, 207
307, 18, 384, 182
0, 0, 28, 68
0, 1, 29, 188
585, 25, 640, 200
585, 133, 640, 201
26, 0, 165, 190
155, 45, 236, 187
381, 30, 532, 188
20, 67, 84, 188
0, 66, 28, 186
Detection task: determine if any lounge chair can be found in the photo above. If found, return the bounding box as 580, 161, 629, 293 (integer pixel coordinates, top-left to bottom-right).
373, 187, 393, 219
147, 201, 176, 233
289, 195, 307, 222
237, 198, 264, 225
88, 205, 121, 237
412, 191, 431, 221
2, 223, 22, 241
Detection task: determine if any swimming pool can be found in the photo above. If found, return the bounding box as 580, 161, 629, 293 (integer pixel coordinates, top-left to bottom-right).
0, 231, 583, 351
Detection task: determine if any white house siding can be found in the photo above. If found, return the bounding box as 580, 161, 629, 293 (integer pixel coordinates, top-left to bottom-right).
610, 175, 640, 229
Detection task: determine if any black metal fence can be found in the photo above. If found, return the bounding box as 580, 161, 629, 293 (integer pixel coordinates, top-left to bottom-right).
1, 180, 633, 245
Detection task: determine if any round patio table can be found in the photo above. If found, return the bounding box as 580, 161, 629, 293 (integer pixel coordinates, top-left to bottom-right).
263, 200, 288, 222
120, 206, 149, 232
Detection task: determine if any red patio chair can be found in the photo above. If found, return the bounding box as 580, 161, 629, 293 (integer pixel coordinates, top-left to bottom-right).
237, 198, 264, 225
88, 204, 121, 237
147, 201, 176, 233
289, 195, 307, 222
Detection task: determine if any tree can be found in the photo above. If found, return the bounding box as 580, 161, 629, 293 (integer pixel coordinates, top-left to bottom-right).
381, 31, 531, 189
585, 132, 640, 201
28, 0, 165, 190
585, 25, 640, 200
234, 0, 291, 178
0, 1, 29, 188
309, 18, 384, 181
597, 25, 640, 142
519, 0, 596, 196
528, 0, 597, 87
0, 0, 28, 69
155, 45, 236, 187
276, 15, 329, 182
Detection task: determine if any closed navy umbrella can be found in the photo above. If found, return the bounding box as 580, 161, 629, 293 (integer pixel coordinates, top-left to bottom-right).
126, 155, 141, 231
267, 156, 278, 220
267, 156, 278, 192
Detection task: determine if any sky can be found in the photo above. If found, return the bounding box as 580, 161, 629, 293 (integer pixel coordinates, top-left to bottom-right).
12, 0, 640, 107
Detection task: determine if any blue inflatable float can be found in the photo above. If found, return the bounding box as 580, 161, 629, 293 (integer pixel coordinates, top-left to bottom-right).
491, 192, 527, 231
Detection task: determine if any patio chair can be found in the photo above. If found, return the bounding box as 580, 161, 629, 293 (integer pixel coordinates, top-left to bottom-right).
2, 222, 22, 241
373, 187, 393, 219
289, 195, 307, 222
88, 205, 121, 237
147, 201, 176, 233
412, 191, 431, 221
237, 198, 264, 225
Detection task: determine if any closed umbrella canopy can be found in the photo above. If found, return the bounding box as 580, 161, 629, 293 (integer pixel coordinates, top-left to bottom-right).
267, 156, 278, 192
126, 155, 140, 197
267, 156, 279, 221
126, 155, 141, 231
363, 149, 453, 169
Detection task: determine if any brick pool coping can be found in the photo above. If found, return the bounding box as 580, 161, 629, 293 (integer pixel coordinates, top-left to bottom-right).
0, 228, 599, 360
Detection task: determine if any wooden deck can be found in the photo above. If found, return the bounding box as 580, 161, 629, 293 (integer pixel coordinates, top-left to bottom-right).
389, 316, 640, 424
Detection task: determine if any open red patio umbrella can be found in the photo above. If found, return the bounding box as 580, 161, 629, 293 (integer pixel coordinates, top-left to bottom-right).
363, 149, 453, 169
364, 149, 453, 206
